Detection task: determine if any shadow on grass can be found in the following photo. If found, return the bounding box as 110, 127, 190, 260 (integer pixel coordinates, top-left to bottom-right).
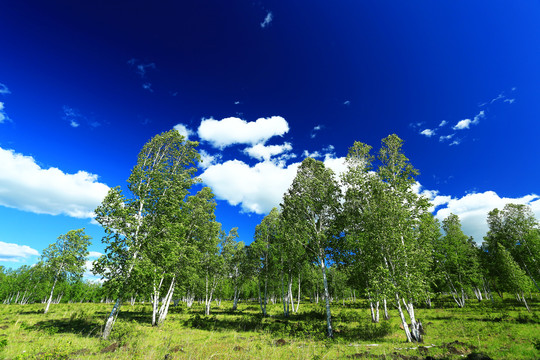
29, 318, 102, 337
181, 311, 391, 342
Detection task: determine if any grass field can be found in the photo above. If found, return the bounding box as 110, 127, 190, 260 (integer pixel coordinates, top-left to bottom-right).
0, 295, 539, 359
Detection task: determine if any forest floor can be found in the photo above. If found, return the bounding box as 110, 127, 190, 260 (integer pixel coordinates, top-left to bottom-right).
0, 295, 539, 359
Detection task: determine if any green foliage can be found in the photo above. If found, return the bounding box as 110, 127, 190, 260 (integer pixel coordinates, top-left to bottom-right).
109, 320, 142, 346
0, 338, 7, 350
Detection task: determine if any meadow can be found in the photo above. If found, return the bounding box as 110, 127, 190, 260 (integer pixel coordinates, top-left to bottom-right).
0, 295, 539, 359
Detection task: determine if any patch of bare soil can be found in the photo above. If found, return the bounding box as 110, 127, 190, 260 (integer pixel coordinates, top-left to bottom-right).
100, 342, 119, 353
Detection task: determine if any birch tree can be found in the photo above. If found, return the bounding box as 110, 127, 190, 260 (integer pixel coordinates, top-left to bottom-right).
250, 208, 280, 316
434, 214, 481, 307
484, 204, 540, 292
281, 157, 341, 338
93, 130, 200, 339
374, 134, 433, 343
41, 228, 91, 313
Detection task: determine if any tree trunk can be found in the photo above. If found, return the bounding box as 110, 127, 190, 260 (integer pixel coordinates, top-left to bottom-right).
44, 273, 60, 314
232, 286, 239, 311
383, 298, 390, 320
370, 301, 380, 323
152, 275, 165, 326
395, 293, 413, 343
320, 256, 333, 338
157, 276, 175, 326
295, 274, 301, 312
103, 298, 122, 340
404, 300, 422, 342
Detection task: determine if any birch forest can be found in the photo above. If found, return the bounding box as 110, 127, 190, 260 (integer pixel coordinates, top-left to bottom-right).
1, 130, 539, 358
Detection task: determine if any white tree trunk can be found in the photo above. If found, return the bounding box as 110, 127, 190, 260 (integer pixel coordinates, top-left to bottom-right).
44, 273, 60, 314
395, 293, 413, 342
103, 298, 122, 340
157, 276, 175, 325
370, 301, 380, 323
295, 275, 301, 312
320, 256, 333, 338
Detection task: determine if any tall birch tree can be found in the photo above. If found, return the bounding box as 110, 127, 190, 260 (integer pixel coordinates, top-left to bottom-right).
93, 130, 200, 339
281, 157, 341, 338
40, 228, 91, 313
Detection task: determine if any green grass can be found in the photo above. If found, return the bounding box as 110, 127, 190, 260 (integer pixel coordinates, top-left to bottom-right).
0, 295, 538, 359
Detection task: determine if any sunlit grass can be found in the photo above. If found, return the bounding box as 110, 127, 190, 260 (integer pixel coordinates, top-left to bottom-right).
0, 295, 538, 359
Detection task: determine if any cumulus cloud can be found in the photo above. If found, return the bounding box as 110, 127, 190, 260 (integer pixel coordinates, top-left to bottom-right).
416, 183, 540, 244
0, 241, 40, 262
198, 116, 289, 149
261, 11, 273, 28
434, 191, 540, 244
201, 160, 299, 214
0, 83, 10, 95
420, 129, 436, 137
0, 147, 110, 218
173, 123, 194, 140
244, 143, 293, 161
439, 120, 447, 127
200, 153, 346, 215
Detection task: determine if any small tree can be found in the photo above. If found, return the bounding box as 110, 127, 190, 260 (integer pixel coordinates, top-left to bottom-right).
41, 228, 91, 313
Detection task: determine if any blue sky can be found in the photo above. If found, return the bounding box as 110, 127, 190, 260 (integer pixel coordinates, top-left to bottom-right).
1, 1, 539, 271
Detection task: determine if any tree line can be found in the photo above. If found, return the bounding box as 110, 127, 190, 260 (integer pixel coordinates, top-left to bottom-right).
1, 131, 538, 343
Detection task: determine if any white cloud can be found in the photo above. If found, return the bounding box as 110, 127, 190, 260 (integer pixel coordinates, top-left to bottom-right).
439, 120, 447, 127
198, 116, 289, 149
0, 147, 110, 218
473, 110, 485, 124
127, 59, 156, 78
439, 134, 454, 142
62, 105, 87, 128
310, 125, 323, 139
434, 191, 540, 244
452, 111, 483, 130
343, 100, 351, 106
0, 102, 9, 123
173, 123, 194, 140
200, 152, 346, 215
420, 129, 436, 137
303, 150, 323, 158
244, 143, 292, 161
142, 83, 153, 92
261, 11, 273, 28
88, 251, 103, 259
490, 93, 505, 104
201, 159, 300, 214
504, 98, 515, 104
0, 83, 10, 95
322, 155, 347, 177
198, 150, 221, 170
449, 139, 461, 146
453, 119, 472, 130
0, 241, 39, 262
